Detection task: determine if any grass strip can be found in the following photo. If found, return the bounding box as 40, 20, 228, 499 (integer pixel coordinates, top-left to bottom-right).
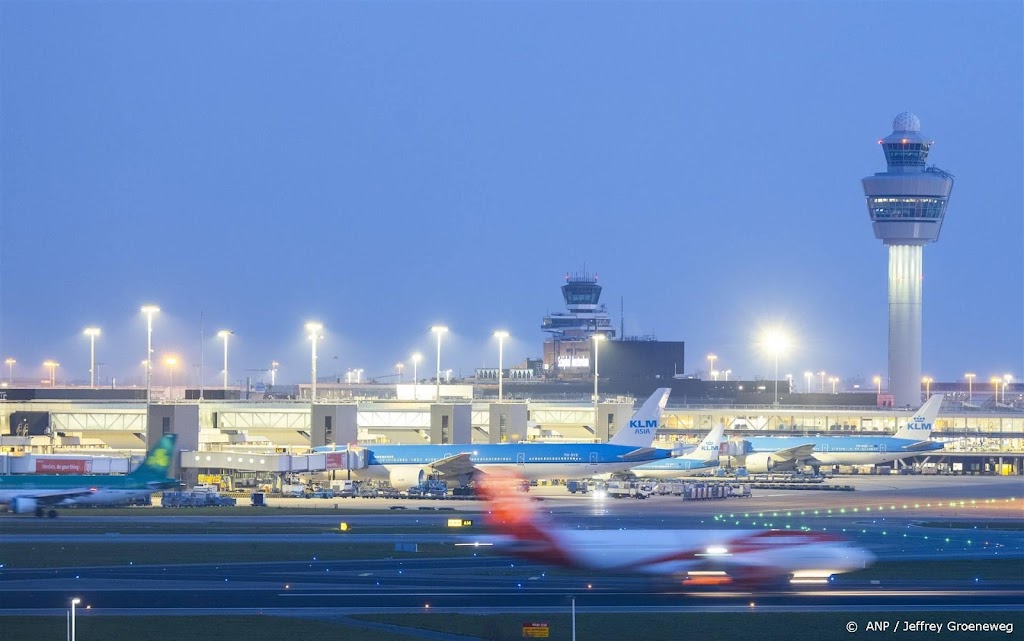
0, 542, 465, 568
0, 615, 428, 641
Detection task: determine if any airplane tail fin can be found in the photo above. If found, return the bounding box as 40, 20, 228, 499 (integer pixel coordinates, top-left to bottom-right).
475, 470, 575, 565
893, 394, 943, 440
608, 388, 671, 447
128, 434, 177, 480
682, 424, 725, 462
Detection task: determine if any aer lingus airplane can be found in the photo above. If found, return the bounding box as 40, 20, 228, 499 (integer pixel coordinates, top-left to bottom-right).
0, 434, 178, 517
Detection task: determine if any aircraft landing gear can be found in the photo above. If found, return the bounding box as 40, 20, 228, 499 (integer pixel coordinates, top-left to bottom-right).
35, 506, 44, 518
48, 509, 58, 518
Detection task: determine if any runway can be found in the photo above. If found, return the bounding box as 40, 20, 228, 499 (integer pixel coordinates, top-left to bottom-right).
0, 474, 1020, 618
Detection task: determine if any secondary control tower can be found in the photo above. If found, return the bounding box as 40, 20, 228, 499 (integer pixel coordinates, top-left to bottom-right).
862, 112, 954, 407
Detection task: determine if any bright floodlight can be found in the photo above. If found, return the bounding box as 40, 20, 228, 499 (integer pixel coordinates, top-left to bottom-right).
493, 330, 509, 339
431, 325, 449, 334
83, 327, 100, 337
140, 305, 160, 315
762, 329, 790, 356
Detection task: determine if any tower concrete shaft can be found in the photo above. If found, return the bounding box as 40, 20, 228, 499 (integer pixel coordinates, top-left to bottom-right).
888, 245, 922, 407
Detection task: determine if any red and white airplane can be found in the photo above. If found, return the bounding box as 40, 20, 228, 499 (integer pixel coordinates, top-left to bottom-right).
473, 471, 873, 586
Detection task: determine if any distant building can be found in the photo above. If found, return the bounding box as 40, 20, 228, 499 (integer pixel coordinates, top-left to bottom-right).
539, 271, 685, 384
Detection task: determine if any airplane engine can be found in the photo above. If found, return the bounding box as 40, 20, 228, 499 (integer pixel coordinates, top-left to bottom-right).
743, 453, 776, 474
389, 467, 432, 491
12, 497, 38, 514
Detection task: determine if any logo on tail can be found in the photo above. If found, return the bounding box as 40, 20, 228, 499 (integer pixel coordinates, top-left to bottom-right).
893, 395, 943, 440
609, 388, 671, 447
684, 424, 725, 462
129, 434, 177, 480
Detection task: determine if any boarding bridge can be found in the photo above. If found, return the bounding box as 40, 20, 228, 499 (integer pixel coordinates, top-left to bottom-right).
181, 447, 368, 474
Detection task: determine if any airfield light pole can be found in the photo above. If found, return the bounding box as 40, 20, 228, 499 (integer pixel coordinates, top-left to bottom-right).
271, 361, 279, 387
431, 326, 448, 402
164, 355, 178, 390
763, 329, 789, 405
873, 375, 882, 395
141, 305, 160, 404
396, 362, 404, 384
70, 597, 80, 641
830, 377, 839, 395
217, 330, 233, 389
5, 358, 15, 385
494, 330, 509, 401
922, 376, 933, 398
707, 353, 717, 380
411, 353, 422, 399
571, 596, 576, 641
724, 369, 731, 382
305, 322, 323, 402
592, 334, 606, 412
965, 373, 975, 402
819, 371, 826, 393
804, 371, 813, 394
83, 328, 100, 388
44, 360, 59, 386
1004, 374, 1014, 403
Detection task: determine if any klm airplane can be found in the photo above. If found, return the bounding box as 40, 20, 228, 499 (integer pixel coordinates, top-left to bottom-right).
631, 424, 725, 478
0, 434, 178, 517
316, 389, 672, 490
732, 395, 944, 473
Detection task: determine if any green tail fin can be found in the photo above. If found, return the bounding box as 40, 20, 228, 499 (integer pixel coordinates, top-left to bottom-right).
129, 434, 177, 480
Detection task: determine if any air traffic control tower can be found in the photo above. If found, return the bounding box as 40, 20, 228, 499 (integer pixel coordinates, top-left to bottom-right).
862, 112, 954, 407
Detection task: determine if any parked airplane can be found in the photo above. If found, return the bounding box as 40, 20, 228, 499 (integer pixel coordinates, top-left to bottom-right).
0, 434, 178, 517
732, 395, 944, 473
316, 388, 672, 490
630, 424, 725, 478
473, 469, 873, 586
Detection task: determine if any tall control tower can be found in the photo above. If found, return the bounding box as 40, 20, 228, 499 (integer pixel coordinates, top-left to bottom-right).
862, 112, 954, 407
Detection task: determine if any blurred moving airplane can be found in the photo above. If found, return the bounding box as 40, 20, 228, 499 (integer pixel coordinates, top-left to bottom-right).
473, 470, 873, 586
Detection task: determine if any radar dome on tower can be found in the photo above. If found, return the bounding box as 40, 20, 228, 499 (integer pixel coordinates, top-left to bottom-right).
892, 111, 921, 133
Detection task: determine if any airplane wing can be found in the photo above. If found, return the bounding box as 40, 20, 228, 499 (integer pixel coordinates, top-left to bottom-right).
770, 444, 817, 463
427, 452, 477, 478
902, 440, 942, 452
13, 488, 95, 505
618, 447, 659, 461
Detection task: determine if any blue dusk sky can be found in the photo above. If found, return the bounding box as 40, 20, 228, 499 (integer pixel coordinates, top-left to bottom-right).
0, 1, 1021, 388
